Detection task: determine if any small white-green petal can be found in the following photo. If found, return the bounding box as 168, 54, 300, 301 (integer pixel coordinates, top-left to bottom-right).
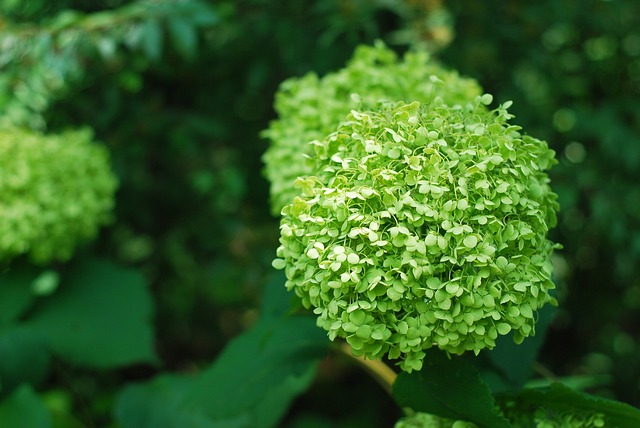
463, 235, 478, 248
272, 259, 286, 270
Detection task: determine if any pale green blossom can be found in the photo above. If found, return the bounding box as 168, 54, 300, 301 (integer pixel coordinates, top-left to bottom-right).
274, 98, 558, 371
0, 127, 117, 264
263, 41, 481, 215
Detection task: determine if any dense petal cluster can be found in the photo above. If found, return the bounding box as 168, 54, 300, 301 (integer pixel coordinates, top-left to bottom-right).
0, 128, 117, 264
262, 41, 481, 215
273, 98, 559, 371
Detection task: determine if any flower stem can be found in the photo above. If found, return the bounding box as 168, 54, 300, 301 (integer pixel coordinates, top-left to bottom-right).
337, 342, 398, 394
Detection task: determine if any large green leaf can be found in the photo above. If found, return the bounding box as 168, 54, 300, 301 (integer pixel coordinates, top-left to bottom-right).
0, 326, 49, 394
392, 349, 512, 428
24, 258, 156, 368
483, 304, 557, 391
115, 314, 329, 428
114, 375, 202, 428
0, 384, 50, 428
186, 315, 326, 425
0, 264, 39, 327
500, 382, 640, 428
259, 271, 297, 322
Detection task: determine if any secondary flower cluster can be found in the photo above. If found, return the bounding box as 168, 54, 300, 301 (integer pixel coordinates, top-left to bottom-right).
263, 41, 481, 215
394, 409, 607, 428
0, 128, 117, 264
394, 411, 476, 428
273, 97, 559, 371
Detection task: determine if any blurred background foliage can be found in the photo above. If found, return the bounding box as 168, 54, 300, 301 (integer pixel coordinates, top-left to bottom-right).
0, 0, 638, 426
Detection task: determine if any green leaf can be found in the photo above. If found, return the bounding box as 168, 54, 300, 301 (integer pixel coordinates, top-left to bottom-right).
114, 375, 202, 428
115, 314, 329, 428
0, 384, 51, 428
177, 0, 219, 26
392, 349, 512, 428
139, 19, 164, 61
259, 270, 295, 322
168, 18, 198, 60
24, 258, 156, 368
483, 304, 557, 391
0, 326, 49, 394
501, 383, 640, 428
0, 264, 39, 327
186, 315, 327, 425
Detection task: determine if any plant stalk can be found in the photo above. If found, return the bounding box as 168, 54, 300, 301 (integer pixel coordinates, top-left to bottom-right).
338, 342, 398, 395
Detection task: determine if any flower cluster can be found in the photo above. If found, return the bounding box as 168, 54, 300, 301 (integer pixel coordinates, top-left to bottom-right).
262, 41, 481, 215
394, 411, 475, 428
273, 97, 559, 371
394, 409, 606, 428
0, 128, 117, 264
531, 410, 606, 428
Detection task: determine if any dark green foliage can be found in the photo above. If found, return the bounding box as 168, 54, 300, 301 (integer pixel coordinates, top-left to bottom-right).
498, 383, 640, 428
0, 385, 50, 428
483, 304, 557, 392
23, 258, 156, 368
393, 350, 512, 428
115, 303, 329, 427
0, 266, 39, 326
0, 326, 51, 394
393, 353, 640, 427
0, 258, 155, 396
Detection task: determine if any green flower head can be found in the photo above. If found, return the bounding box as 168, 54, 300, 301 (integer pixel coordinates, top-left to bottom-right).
263, 41, 481, 215
0, 127, 117, 264
273, 97, 559, 372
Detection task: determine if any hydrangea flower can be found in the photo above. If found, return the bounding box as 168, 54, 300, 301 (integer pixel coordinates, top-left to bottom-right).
263, 41, 481, 215
273, 97, 559, 372
0, 127, 117, 264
